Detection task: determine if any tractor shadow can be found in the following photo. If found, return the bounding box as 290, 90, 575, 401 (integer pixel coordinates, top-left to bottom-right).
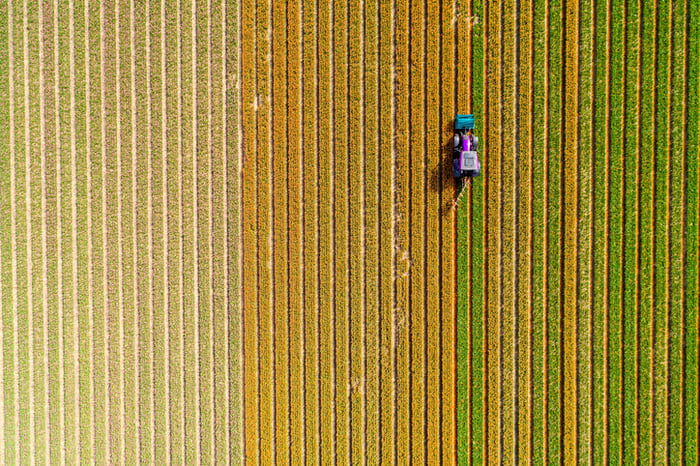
427, 120, 463, 216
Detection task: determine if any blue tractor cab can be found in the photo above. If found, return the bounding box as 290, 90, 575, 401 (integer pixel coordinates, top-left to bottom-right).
453, 114, 480, 180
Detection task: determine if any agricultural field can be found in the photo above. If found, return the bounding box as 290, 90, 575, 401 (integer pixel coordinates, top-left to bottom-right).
1, 0, 698, 464
458, 0, 699, 464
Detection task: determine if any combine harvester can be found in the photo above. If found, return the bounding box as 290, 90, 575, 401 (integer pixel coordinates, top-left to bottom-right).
452, 114, 480, 208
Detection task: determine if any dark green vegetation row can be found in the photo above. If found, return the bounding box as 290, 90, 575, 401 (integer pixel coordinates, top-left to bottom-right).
457, 0, 699, 463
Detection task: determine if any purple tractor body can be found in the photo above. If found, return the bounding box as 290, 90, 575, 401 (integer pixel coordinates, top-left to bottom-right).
453, 114, 480, 180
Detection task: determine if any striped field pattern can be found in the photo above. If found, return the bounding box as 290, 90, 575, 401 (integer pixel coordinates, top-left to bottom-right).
458, 0, 699, 464
1, 0, 242, 463
1, 0, 461, 463
2, 0, 699, 464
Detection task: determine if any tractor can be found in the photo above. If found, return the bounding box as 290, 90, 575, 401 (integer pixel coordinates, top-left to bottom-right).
452, 114, 480, 182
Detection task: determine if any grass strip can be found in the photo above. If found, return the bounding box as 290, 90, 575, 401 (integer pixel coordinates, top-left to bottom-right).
500, 0, 517, 461
240, 0, 259, 456
684, 0, 700, 461
621, 0, 640, 463
330, 0, 349, 459
347, 0, 364, 458
208, 0, 230, 460
516, 0, 534, 460
270, 0, 289, 459
89, 0, 109, 458
637, 1, 657, 461
393, 0, 411, 459
530, 0, 549, 462
562, 0, 580, 459
606, 0, 626, 462
485, 0, 502, 460
116, 0, 136, 460
439, 0, 456, 462
576, 0, 595, 460
377, 0, 395, 461
408, 0, 426, 458
317, 0, 334, 461
302, 0, 320, 459
0, 0, 10, 461
254, 0, 273, 458
546, 0, 564, 462
591, 0, 610, 461
468, 0, 486, 457
225, 0, 244, 458
653, 0, 671, 461
195, 0, 215, 459
363, 0, 380, 458
165, 0, 185, 460
286, 0, 304, 459
455, 0, 474, 461
424, 0, 441, 461
667, 1, 687, 461
143, 1, 163, 461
